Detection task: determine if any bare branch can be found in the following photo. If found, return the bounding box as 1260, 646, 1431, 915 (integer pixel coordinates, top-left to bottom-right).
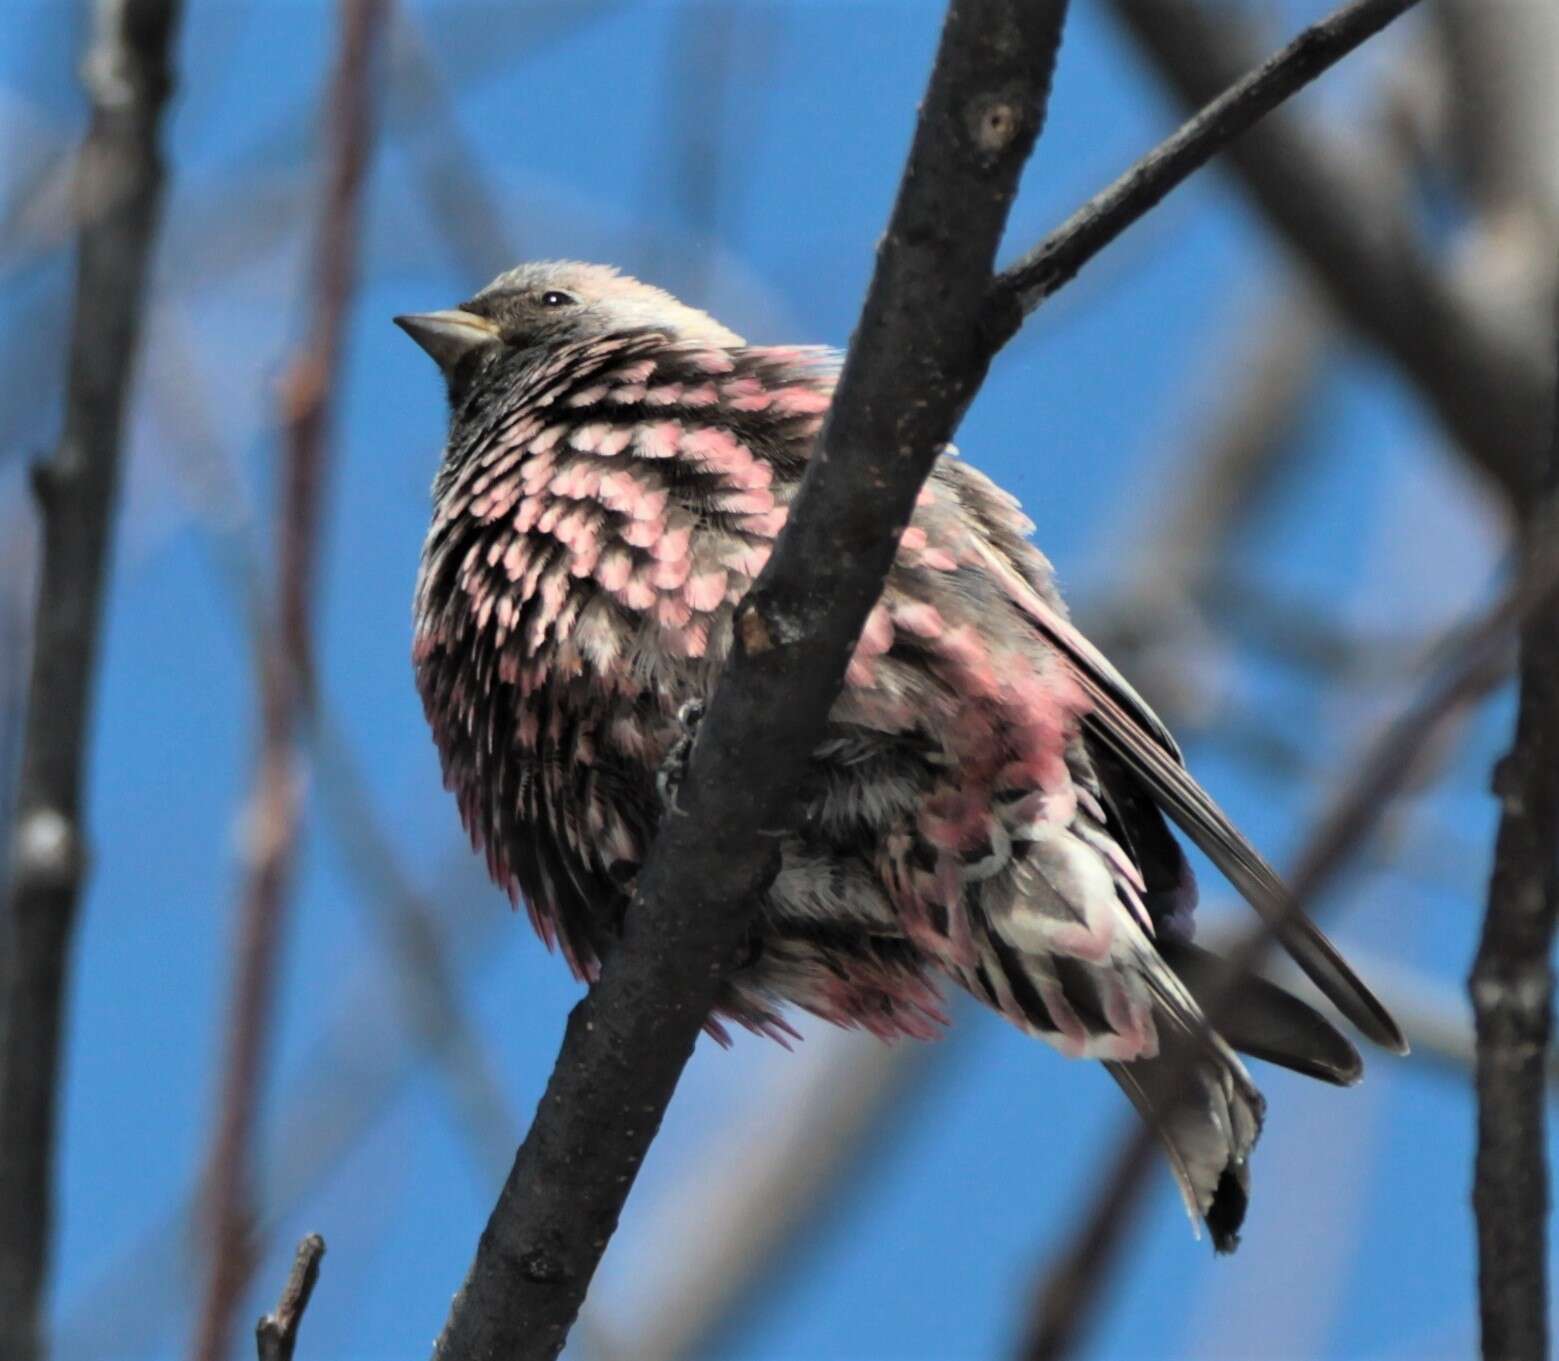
254, 1235, 326, 1361
992, 0, 1422, 315
0, 2, 183, 1355
190, 4, 387, 1357
430, 5, 1071, 1357
1469, 291, 1559, 1361
1102, 0, 1548, 500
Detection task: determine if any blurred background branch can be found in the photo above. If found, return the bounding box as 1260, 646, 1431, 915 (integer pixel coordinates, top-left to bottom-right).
191, 2, 388, 1356
1107, 0, 1550, 503
0, 3, 184, 1358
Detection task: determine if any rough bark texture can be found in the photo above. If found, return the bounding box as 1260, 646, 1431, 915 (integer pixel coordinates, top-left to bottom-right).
1470, 304, 1559, 1361
0, 4, 183, 1358
254, 1235, 326, 1361
429, 3, 1071, 1357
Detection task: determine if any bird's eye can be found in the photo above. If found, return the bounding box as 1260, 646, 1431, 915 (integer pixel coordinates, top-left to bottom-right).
539, 290, 576, 308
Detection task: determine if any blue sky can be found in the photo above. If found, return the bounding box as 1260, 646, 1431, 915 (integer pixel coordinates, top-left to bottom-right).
2, 2, 1545, 1357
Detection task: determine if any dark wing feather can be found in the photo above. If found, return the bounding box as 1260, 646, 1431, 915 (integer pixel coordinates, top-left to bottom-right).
967, 534, 1408, 1054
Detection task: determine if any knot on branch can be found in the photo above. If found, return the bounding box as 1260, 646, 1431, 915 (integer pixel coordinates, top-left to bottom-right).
1490, 751, 1529, 803
1470, 966, 1555, 1022
966, 90, 1026, 157
12, 807, 84, 895
735, 602, 773, 656
735, 598, 806, 657
517, 1249, 573, 1286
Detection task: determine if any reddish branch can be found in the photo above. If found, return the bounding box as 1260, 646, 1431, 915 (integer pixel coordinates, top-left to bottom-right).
1469, 300, 1559, 1359
0, 3, 184, 1358
190, 3, 387, 1358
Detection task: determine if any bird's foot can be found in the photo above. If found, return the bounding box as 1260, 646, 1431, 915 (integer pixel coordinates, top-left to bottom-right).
657, 699, 706, 812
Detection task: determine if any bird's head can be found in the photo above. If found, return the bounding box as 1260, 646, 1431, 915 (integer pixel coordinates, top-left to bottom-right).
395, 261, 744, 403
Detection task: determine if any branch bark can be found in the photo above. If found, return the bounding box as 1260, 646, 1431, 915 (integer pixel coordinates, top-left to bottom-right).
1103, 0, 1549, 501
254, 1235, 326, 1361
430, 4, 1072, 1356
0, 3, 183, 1357
1469, 294, 1559, 1361
190, 4, 387, 1357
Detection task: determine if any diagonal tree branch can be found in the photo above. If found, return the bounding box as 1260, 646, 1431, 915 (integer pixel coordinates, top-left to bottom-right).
0, 3, 184, 1357
991, 0, 1421, 317
1101, 0, 1548, 501
1469, 291, 1559, 1360
430, 4, 1072, 1357
190, 3, 388, 1357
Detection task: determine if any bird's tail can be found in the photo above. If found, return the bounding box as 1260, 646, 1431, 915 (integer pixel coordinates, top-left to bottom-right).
1106, 1027, 1265, 1253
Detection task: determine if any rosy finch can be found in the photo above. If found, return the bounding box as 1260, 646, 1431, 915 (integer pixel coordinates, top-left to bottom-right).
397, 262, 1404, 1249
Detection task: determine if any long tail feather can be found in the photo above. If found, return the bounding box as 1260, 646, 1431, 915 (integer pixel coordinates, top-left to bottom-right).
1158, 938, 1363, 1086
1107, 1030, 1264, 1252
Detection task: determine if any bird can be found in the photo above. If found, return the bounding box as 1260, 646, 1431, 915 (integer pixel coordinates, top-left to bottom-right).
396, 261, 1406, 1251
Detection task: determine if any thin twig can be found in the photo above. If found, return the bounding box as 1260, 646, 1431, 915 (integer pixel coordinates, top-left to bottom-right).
430, 6, 1071, 1357
0, 3, 183, 1357
1469, 289, 1559, 1361
254, 1235, 326, 1361
1017, 531, 1559, 1361
992, 0, 1421, 314
1100, 0, 1548, 501
190, 4, 387, 1357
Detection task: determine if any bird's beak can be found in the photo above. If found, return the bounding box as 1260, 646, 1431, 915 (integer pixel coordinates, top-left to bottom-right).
393, 309, 502, 373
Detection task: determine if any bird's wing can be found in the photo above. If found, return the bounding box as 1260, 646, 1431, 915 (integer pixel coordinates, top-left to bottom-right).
963, 530, 1407, 1053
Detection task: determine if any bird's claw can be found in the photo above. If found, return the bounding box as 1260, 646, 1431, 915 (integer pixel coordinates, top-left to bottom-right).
657, 699, 706, 811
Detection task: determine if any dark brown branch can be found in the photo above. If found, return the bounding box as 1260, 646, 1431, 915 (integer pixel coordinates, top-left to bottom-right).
1100, 0, 1548, 501
254, 1234, 326, 1361
1018, 533, 1559, 1360
430, 4, 1071, 1357
190, 4, 387, 1358
0, 3, 183, 1357
1469, 294, 1559, 1359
